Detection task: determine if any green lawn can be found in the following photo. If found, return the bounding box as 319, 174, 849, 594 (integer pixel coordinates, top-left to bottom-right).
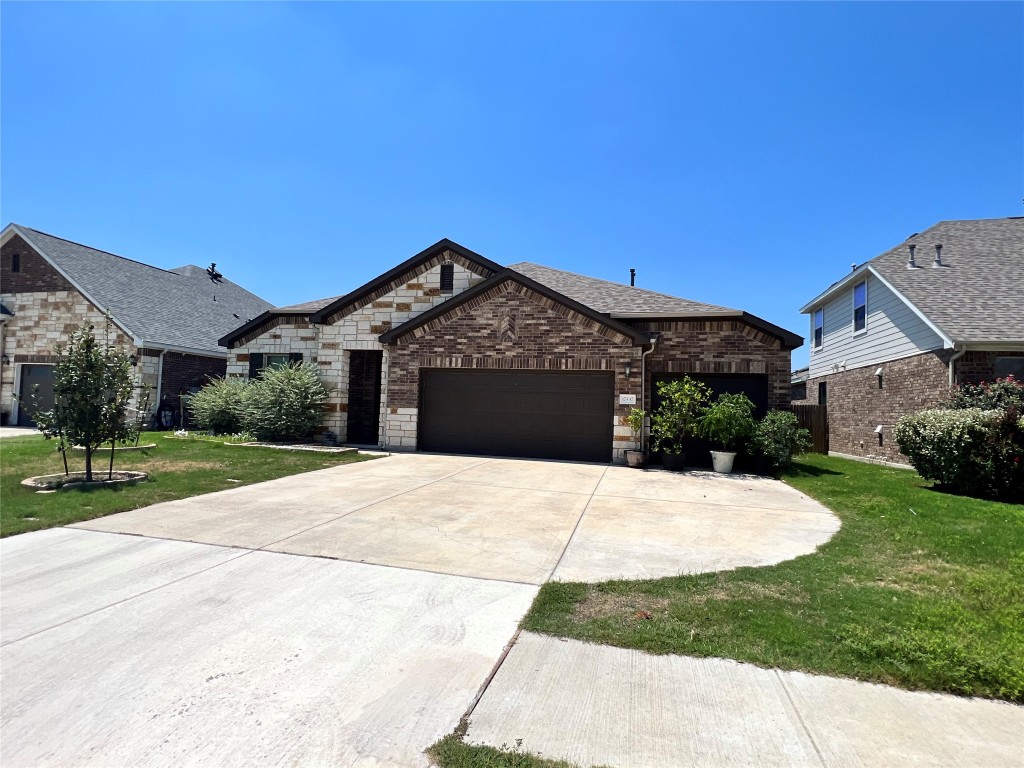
0, 433, 373, 537
522, 454, 1024, 702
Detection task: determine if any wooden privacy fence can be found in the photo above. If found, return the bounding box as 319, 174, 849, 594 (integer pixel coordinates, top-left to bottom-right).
792, 404, 829, 454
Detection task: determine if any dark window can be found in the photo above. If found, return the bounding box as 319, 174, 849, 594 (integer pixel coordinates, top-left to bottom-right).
813, 308, 823, 349
853, 281, 867, 333
248, 352, 302, 378
11, 253, 20, 272
440, 263, 454, 294
818, 381, 828, 406
995, 356, 1024, 380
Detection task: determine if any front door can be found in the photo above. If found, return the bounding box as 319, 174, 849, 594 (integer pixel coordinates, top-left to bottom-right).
347, 350, 383, 445
17, 364, 55, 427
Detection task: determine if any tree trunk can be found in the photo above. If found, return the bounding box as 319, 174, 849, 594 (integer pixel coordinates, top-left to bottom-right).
84, 447, 93, 483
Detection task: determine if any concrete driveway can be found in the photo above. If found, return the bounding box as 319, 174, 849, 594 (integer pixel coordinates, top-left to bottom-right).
1, 454, 839, 767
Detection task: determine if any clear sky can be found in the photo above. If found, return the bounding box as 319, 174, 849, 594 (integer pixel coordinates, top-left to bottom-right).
2, 2, 1021, 368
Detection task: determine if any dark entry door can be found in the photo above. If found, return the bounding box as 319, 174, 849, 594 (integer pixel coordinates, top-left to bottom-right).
347, 350, 383, 444
419, 370, 613, 462
651, 372, 769, 468
18, 364, 55, 427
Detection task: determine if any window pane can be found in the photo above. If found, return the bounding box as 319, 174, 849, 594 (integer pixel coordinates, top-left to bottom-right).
854, 282, 866, 307
854, 306, 866, 332
995, 357, 1024, 379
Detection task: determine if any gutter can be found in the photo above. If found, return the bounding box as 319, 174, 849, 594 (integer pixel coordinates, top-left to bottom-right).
639, 334, 659, 453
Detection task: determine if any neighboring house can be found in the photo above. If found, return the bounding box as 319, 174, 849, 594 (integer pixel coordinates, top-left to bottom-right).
791, 366, 809, 402
1, 224, 273, 427
797, 217, 1024, 464
220, 238, 802, 464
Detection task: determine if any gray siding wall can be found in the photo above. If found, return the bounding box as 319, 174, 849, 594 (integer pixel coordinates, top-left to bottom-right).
807, 272, 945, 378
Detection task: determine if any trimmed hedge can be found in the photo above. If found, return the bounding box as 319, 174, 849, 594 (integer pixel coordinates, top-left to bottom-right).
187, 377, 247, 435
239, 363, 329, 442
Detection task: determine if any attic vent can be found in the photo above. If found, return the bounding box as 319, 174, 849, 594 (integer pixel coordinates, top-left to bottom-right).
206, 263, 223, 282
907, 243, 917, 268
440, 263, 454, 294
933, 244, 943, 268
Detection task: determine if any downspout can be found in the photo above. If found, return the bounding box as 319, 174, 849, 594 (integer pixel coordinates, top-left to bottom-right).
948, 345, 966, 389
639, 334, 659, 453
156, 349, 167, 415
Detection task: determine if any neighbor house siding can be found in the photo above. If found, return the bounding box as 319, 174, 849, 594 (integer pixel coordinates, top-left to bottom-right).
807, 273, 945, 379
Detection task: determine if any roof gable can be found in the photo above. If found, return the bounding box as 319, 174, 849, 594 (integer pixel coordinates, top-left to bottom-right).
4, 224, 274, 355
309, 238, 502, 325
802, 218, 1024, 345
379, 269, 650, 346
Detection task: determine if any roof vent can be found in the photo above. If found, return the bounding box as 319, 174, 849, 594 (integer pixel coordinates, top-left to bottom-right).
206, 263, 223, 282
851, 263, 857, 272
933, 244, 943, 268
907, 243, 916, 268
630, 268, 636, 287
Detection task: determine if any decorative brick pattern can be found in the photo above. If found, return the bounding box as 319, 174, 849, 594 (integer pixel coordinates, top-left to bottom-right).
387, 289, 641, 460
628, 319, 791, 411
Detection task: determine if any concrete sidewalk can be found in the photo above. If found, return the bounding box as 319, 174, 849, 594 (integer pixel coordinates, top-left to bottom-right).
466, 632, 1024, 768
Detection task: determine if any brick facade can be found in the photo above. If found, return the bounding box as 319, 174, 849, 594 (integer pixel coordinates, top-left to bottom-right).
1, 235, 73, 293
159, 352, 228, 423
386, 285, 641, 459
955, 351, 1024, 384
804, 351, 953, 464
628, 319, 792, 412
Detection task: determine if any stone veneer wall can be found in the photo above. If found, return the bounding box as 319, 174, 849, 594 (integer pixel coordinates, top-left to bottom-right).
804, 350, 953, 464
628, 319, 793, 412
226, 257, 486, 443
386, 284, 642, 461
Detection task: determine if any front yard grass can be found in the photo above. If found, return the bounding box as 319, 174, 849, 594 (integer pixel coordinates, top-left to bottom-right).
523, 454, 1024, 702
0, 433, 373, 537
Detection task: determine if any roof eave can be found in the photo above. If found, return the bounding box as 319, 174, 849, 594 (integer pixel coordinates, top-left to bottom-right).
218, 309, 313, 349
309, 238, 503, 324
798, 264, 872, 313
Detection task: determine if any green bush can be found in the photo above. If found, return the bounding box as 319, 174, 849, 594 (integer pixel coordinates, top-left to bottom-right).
894, 408, 1024, 500
650, 377, 711, 454
698, 393, 756, 451
752, 410, 811, 468
239, 363, 329, 441
187, 377, 247, 435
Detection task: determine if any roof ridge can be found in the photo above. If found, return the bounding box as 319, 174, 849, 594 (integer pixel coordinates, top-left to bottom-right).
18, 225, 181, 276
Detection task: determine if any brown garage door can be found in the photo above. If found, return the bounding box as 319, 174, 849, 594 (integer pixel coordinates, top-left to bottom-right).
17, 364, 55, 427
419, 370, 614, 462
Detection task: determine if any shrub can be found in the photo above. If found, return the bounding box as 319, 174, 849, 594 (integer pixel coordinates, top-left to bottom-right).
650, 377, 711, 455
239, 363, 329, 441
752, 410, 812, 468
187, 377, 247, 435
698, 393, 756, 451
946, 375, 1024, 412
894, 408, 1024, 500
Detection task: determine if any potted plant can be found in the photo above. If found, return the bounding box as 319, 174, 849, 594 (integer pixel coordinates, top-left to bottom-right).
698, 392, 756, 473
624, 407, 647, 468
751, 410, 812, 475
650, 377, 711, 471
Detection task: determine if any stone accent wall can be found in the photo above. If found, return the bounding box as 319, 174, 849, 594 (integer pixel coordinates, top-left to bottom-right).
1, 235, 73, 293
0, 288, 140, 423
386, 286, 641, 461
628, 319, 792, 411
226, 257, 485, 443
805, 350, 953, 464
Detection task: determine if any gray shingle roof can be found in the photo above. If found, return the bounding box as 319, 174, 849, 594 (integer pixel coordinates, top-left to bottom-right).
274, 296, 343, 313
868, 218, 1024, 344
508, 262, 735, 315
14, 225, 273, 355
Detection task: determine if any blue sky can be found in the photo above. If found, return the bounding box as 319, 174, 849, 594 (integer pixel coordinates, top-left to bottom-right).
2, 2, 1021, 368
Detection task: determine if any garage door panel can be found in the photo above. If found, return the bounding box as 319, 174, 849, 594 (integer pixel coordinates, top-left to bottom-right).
419, 370, 613, 462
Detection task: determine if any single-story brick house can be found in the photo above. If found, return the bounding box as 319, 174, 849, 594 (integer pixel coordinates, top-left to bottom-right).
795, 217, 1024, 464
220, 239, 802, 464
1, 223, 273, 427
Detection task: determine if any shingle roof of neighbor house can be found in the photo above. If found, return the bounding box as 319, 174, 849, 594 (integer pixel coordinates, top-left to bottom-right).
8, 225, 274, 355
802, 218, 1024, 345
869, 218, 1024, 344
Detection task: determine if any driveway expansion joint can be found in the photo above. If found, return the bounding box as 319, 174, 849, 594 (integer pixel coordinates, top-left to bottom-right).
775, 668, 828, 768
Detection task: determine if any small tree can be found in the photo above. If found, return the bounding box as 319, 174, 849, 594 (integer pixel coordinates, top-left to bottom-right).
33, 322, 138, 482
698, 393, 757, 452
650, 377, 711, 454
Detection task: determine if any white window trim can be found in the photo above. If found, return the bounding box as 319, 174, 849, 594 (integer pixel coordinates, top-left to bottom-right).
852, 280, 868, 336
812, 307, 824, 351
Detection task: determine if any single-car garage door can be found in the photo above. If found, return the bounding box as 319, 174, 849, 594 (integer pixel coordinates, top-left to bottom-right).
17, 364, 55, 427
419, 370, 614, 462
